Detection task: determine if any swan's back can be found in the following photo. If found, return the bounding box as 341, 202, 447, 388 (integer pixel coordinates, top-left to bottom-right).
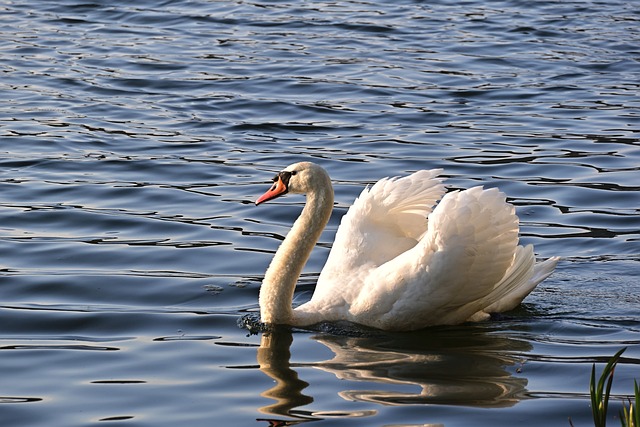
296, 170, 559, 330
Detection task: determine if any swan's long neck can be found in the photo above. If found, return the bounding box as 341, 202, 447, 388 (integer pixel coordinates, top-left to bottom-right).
259, 180, 333, 325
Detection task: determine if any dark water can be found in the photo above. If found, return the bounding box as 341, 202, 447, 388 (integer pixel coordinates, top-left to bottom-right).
1, 1, 639, 425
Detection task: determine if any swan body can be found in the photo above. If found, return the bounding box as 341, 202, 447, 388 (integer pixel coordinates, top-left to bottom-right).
255, 162, 559, 331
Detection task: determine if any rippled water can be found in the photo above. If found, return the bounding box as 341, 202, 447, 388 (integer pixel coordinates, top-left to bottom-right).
1, 1, 639, 426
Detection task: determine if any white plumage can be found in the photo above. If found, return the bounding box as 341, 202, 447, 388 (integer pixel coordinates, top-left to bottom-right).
256, 162, 559, 331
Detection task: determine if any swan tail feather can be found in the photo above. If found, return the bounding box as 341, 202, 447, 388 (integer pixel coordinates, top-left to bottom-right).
471, 250, 560, 318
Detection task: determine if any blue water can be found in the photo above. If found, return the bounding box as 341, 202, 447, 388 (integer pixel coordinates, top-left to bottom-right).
1, 1, 639, 425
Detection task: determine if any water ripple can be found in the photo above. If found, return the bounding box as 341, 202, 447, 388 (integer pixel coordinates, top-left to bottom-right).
0, 1, 638, 426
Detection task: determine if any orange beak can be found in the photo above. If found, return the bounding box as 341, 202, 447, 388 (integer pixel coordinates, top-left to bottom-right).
256, 175, 289, 205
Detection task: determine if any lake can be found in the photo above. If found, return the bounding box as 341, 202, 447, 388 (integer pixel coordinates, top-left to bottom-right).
0, 0, 638, 426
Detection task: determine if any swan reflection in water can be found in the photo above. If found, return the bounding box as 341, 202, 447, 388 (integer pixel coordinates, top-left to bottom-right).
255, 323, 532, 425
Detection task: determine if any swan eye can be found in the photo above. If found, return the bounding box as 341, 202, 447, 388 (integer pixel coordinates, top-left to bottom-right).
290, 170, 297, 176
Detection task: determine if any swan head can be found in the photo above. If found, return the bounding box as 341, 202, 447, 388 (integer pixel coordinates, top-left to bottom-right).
255, 162, 331, 205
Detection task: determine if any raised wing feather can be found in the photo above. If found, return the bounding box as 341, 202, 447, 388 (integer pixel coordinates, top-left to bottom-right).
349, 186, 521, 330
317, 169, 446, 284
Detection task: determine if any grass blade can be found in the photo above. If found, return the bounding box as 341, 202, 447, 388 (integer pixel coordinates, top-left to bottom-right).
590, 347, 627, 427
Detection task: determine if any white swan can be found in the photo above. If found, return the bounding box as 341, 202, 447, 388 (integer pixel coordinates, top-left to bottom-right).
255, 161, 559, 331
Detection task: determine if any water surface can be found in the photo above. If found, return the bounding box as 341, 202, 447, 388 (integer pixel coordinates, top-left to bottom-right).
1, 1, 639, 426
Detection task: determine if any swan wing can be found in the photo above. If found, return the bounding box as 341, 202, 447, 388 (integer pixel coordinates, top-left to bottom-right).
350, 186, 524, 330
317, 169, 446, 283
